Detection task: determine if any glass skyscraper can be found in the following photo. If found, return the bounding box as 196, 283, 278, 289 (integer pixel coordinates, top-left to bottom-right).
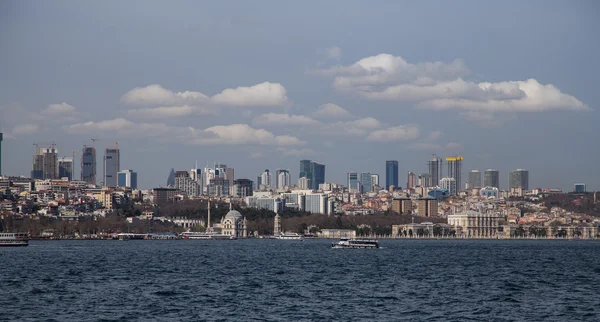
484, 169, 500, 188
299, 160, 325, 190
385, 160, 399, 189
508, 169, 529, 190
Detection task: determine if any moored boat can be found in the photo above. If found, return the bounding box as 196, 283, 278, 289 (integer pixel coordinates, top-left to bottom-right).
0, 233, 29, 247
331, 238, 379, 249
275, 232, 304, 240
180, 231, 236, 240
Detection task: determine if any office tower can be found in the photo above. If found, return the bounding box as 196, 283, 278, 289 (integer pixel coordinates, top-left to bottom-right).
385, 160, 399, 189
484, 169, 500, 188
81, 146, 96, 185
204, 167, 215, 191
371, 174, 379, 189
508, 169, 529, 190
175, 170, 201, 197
117, 169, 138, 189
0, 132, 3, 175
347, 172, 359, 192
275, 169, 290, 189
299, 160, 325, 190
166, 168, 175, 187
359, 172, 372, 193
574, 183, 586, 193
440, 177, 457, 196
215, 164, 227, 178
57, 157, 74, 180
31, 147, 57, 180
446, 156, 463, 192
418, 173, 432, 187
407, 171, 416, 189
427, 155, 443, 186
233, 179, 254, 197
468, 170, 482, 189
103, 146, 120, 187
208, 177, 230, 196
298, 176, 310, 190
256, 175, 262, 189
260, 169, 272, 188
225, 168, 235, 182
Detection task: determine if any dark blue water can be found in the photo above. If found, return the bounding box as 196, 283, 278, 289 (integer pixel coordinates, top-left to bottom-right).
1, 240, 599, 321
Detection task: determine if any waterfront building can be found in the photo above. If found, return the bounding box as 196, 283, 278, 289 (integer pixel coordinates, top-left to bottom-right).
447, 211, 500, 238
427, 155, 443, 187
359, 172, 372, 193
385, 160, 399, 189
32, 147, 58, 180
468, 170, 482, 189
318, 229, 356, 239
57, 157, 74, 181
299, 160, 325, 190
347, 172, 359, 192
508, 169, 529, 190
220, 205, 247, 238
260, 169, 272, 188
233, 179, 253, 197
407, 171, 416, 189
574, 183, 586, 193
276, 169, 291, 189
440, 177, 457, 196
391, 198, 412, 214
117, 169, 138, 189
446, 156, 463, 192
484, 169, 500, 188
417, 197, 438, 217
103, 147, 120, 187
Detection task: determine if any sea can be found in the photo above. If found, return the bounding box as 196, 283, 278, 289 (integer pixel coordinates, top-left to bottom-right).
1, 239, 599, 321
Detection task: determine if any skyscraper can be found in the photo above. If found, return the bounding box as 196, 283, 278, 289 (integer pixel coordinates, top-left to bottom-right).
81, 146, 96, 185
260, 169, 272, 188
371, 174, 379, 189
347, 172, 359, 192
468, 170, 482, 189
298, 176, 310, 190
359, 172, 373, 193
440, 177, 457, 196
233, 179, 253, 197
118, 169, 138, 189
385, 160, 399, 189
407, 171, 416, 189
31, 147, 57, 180
299, 160, 325, 190
276, 169, 290, 189
175, 170, 201, 197
428, 155, 443, 187
57, 157, 74, 180
484, 169, 500, 188
446, 156, 463, 192
419, 173, 432, 187
103, 147, 120, 187
508, 169, 529, 190
166, 168, 175, 187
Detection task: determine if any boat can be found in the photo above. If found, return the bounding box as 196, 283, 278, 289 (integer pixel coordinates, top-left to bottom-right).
275, 232, 304, 240
180, 231, 236, 240
0, 233, 29, 247
331, 238, 379, 249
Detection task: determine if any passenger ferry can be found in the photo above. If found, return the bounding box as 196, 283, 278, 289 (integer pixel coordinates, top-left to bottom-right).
0, 233, 29, 247
331, 238, 379, 249
275, 232, 304, 240
180, 231, 236, 240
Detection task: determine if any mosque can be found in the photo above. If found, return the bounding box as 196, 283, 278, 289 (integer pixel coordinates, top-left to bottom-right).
214, 201, 248, 238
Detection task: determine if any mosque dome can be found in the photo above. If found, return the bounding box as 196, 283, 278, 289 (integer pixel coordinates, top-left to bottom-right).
224, 209, 243, 221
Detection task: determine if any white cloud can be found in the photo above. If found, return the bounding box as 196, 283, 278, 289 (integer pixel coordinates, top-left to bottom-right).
326, 46, 342, 60
428, 131, 442, 140
211, 82, 288, 107
121, 84, 208, 106
366, 125, 420, 142
11, 124, 40, 136
312, 103, 353, 119
314, 54, 588, 117
42, 103, 77, 115
253, 113, 321, 126
190, 124, 305, 146
322, 117, 382, 136
277, 147, 315, 156
63, 118, 177, 138
127, 105, 216, 119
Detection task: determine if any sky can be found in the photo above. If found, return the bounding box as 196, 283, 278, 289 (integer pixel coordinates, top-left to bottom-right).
0, 0, 598, 191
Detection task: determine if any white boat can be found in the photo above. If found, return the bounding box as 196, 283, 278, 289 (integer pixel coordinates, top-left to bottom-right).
331, 238, 379, 249
275, 232, 304, 240
0, 233, 29, 247
180, 231, 236, 240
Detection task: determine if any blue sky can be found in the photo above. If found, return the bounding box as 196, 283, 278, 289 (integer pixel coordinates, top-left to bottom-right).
1, 0, 598, 190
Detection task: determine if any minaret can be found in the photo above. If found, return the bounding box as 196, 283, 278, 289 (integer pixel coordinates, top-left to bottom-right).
274, 213, 282, 236
207, 199, 211, 232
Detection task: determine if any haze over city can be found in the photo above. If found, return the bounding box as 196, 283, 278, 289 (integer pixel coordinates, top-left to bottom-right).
1, 1, 598, 190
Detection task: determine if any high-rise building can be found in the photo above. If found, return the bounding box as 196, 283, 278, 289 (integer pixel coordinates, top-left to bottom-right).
208, 177, 230, 196
417, 198, 438, 217
304, 194, 330, 214
31, 147, 57, 180
440, 177, 457, 196
275, 169, 290, 189
190, 167, 202, 191
371, 174, 379, 190
385, 160, 399, 189
117, 169, 138, 189
427, 155, 443, 186
260, 169, 272, 188
446, 156, 463, 192
298, 176, 310, 190
574, 183, 586, 193
204, 167, 215, 192
103, 147, 120, 187
215, 164, 227, 178
57, 157, 74, 180
174, 170, 201, 197
468, 170, 482, 189
407, 171, 416, 189
419, 173, 432, 187
359, 172, 372, 193
233, 179, 253, 197
0, 132, 3, 176
81, 146, 96, 185
225, 168, 235, 182
484, 169, 500, 188
347, 172, 359, 192
299, 160, 325, 190
508, 169, 529, 190
166, 168, 175, 187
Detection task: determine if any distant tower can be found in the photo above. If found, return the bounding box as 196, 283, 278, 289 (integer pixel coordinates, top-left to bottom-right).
167, 168, 175, 187
484, 169, 500, 188
57, 157, 74, 180
274, 213, 282, 236
275, 169, 290, 189
0, 132, 3, 176
260, 169, 272, 188
508, 169, 529, 190
446, 156, 463, 192
427, 155, 443, 186
386, 160, 399, 189
81, 145, 97, 185
103, 144, 120, 187
468, 170, 482, 189
31, 144, 57, 180
347, 172, 359, 192
407, 171, 416, 189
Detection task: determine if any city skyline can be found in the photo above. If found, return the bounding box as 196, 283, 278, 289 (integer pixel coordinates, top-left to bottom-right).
0, 1, 598, 191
